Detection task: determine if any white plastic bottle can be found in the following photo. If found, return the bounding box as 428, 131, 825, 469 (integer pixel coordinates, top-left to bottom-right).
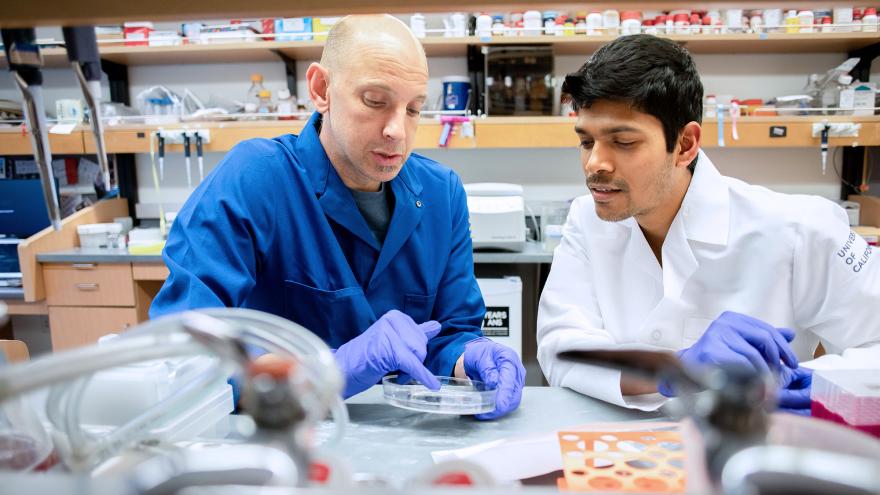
798, 10, 815, 33
833, 7, 854, 32
620, 11, 641, 35
523, 10, 542, 36
862, 8, 878, 32
749, 12, 764, 34
410, 13, 426, 38
491, 15, 505, 36
586, 12, 603, 35
602, 9, 620, 36
476, 14, 493, 38
276, 88, 294, 119
763, 9, 783, 32
674, 13, 691, 34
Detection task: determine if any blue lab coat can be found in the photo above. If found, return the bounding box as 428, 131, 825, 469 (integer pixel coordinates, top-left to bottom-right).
150, 112, 485, 375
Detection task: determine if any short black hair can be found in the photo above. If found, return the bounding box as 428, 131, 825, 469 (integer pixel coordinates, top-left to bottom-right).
562, 34, 703, 172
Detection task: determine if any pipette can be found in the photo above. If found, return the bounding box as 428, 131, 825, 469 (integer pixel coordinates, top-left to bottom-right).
157, 131, 165, 181
195, 131, 204, 182
183, 132, 192, 188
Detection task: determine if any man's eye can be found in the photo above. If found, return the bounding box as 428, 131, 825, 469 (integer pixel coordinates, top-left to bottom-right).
365, 98, 385, 107
580, 141, 594, 150
616, 141, 635, 148
407, 107, 421, 116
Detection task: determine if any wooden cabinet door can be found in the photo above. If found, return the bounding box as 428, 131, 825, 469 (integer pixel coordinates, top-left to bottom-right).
48, 306, 138, 351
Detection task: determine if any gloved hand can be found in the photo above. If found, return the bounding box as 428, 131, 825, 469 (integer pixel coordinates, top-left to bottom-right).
659, 311, 799, 397
334, 310, 442, 399
777, 366, 813, 415
462, 338, 526, 420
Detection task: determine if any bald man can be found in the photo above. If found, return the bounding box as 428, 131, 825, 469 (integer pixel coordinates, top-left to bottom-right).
150, 15, 525, 420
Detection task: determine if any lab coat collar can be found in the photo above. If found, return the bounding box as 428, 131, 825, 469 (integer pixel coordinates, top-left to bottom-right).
368, 155, 427, 283
294, 112, 427, 271
678, 150, 730, 246
297, 112, 381, 251
369, 176, 425, 284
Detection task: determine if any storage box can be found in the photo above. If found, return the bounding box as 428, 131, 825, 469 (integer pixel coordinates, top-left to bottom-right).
149, 30, 181, 47
77, 223, 123, 249
123, 22, 153, 47
275, 17, 313, 41
849, 194, 880, 227
477, 277, 522, 357
312, 17, 342, 41
811, 369, 880, 438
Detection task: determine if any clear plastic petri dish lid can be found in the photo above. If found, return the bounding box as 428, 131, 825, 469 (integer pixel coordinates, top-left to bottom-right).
382, 375, 497, 415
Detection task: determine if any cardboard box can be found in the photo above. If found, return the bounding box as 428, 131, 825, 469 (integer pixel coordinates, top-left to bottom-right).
849, 194, 880, 227
477, 277, 522, 358
312, 17, 342, 41
124, 22, 153, 47
275, 17, 312, 41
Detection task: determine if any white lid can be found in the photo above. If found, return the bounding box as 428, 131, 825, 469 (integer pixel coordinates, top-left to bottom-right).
78, 223, 123, 234
839, 74, 853, 85
464, 182, 524, 196
277, 88, 291, 100
442, 76, 471, 83
124, 22, 155, 28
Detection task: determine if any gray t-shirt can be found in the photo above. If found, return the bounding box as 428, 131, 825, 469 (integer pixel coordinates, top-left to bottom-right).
350, 182, 394, 245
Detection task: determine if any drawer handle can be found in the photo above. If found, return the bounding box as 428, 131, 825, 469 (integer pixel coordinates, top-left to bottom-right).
75, 283, 99, 291
72, 263, 97, 270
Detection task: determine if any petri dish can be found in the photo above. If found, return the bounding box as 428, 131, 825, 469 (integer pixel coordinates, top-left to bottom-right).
382, 376, 497, 415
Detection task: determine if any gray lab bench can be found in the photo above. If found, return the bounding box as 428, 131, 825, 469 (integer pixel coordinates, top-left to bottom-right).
328, 385, 663, 484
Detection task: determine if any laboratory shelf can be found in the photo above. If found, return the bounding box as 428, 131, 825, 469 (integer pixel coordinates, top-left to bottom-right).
0, 125, 87, 154
8, 0, 880, 28
5, 115, 879, 155
110, 115, 880, 150
2, 32, 878, 69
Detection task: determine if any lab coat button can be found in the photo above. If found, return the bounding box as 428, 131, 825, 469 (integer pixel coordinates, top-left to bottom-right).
651, 329, 662, 341
416, 200, 423, 208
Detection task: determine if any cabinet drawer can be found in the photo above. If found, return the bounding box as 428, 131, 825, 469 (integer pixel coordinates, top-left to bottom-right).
49, 306, 138, 351
44, 263, 135, 307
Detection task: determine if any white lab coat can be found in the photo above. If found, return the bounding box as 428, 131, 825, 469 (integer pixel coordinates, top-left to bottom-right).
537, 151, 880, 410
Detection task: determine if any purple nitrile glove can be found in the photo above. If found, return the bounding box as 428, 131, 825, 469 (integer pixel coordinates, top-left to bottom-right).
462, 337, 526, 420
659, 311, 799, 397
777, 366, 813, 416
334, 310, 442, 399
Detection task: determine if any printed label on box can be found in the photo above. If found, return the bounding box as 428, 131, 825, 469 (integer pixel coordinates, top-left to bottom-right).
482, 306, 510, 337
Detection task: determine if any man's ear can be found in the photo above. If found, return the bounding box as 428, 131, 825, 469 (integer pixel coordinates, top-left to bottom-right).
676, 122, 702, 168
306, 62, 330, 113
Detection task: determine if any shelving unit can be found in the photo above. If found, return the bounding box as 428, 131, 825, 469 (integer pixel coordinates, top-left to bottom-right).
2, 32, 878, 69
6, 0, 878, 27
3, 114, 872, 155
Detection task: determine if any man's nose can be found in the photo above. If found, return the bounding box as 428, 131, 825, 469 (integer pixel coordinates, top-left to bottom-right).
584, 142, 614, 176
383, 108, 407, 141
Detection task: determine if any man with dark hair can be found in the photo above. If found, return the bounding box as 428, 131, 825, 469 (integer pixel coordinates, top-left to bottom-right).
537, 35, 879, 413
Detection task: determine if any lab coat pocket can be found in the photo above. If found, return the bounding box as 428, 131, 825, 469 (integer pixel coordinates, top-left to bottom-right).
403, 292, 437, 324
683, 317, 713, 347
283, 280, 367, 346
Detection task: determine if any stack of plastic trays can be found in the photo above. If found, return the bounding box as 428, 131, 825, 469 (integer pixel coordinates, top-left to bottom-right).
810, 369, 880, 438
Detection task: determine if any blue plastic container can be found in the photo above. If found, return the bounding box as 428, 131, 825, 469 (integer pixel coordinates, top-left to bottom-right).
442, 76, 471, 111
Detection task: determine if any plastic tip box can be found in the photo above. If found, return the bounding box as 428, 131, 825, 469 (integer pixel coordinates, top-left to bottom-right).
810, 369, 880, 438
